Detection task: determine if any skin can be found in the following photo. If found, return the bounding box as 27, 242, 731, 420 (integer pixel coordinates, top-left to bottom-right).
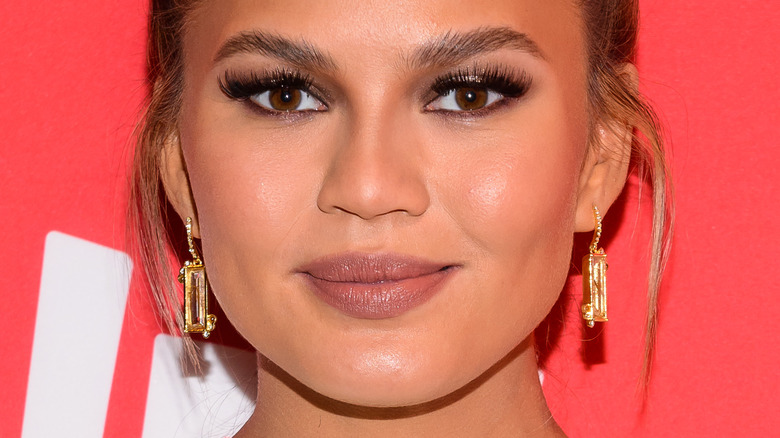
161, 0, 632, 436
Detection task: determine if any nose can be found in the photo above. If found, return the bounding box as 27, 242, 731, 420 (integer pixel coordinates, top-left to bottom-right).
316, 112, 430, 220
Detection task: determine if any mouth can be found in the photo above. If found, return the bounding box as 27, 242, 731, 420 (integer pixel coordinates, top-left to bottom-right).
297, 253, 458, 319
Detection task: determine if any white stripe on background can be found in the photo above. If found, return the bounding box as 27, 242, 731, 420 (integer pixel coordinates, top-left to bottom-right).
142, 334, 257, 438
21, 231, 132, 438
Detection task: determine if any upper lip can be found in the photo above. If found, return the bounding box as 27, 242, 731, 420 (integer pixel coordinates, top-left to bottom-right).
297, 252, 455, 283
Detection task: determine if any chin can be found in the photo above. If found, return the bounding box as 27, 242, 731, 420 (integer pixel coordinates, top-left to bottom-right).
317, 375, 465, 411
341, 377, 455, 408
296, 346, 495, 411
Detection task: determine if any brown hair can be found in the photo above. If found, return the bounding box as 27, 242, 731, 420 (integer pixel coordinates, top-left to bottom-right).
130, 0, 672, 378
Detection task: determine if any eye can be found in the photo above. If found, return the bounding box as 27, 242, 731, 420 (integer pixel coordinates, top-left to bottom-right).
425, 67, 533, 114
218, 69, 328, 115
426, 87, 504, 112
249, 87, 326, 112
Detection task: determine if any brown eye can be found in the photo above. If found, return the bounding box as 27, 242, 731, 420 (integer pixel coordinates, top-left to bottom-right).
427, 86, 502, 112
268, 87, 302, 111
454, 87, 488, 110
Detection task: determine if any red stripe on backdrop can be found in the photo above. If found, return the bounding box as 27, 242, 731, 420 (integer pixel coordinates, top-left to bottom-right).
103, 276, 159, 437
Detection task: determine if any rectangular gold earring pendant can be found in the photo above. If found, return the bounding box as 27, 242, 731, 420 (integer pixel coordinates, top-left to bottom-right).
180, 261, 215, 338
582, 253, 608, 327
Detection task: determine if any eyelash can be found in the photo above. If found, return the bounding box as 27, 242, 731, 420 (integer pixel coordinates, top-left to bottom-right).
218, 65, 532, 116
219, 68, 314, 99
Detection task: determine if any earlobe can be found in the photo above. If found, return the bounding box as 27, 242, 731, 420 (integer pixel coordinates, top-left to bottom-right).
574, 64, 637, 232
159, 131, 200, 237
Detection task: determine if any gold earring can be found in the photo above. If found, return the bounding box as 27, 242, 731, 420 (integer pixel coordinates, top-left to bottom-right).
582, 205, 608, 328
177, 217, 217, 338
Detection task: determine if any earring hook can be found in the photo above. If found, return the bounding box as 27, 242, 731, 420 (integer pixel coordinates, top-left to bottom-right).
186, 217, 202, 265
589, 205, 604, 254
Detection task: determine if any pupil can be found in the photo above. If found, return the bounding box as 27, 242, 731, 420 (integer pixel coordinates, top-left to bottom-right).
464, 90, 477, 102
280, 89, 293, 102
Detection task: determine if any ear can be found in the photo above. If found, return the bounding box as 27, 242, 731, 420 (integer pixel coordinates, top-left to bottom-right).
573, 64, 637, 232
159, 131, 201, 237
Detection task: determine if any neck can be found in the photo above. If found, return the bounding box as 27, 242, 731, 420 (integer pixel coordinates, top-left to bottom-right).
236, 337, 564, 438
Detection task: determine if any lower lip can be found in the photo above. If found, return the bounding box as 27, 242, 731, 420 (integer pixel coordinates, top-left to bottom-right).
303, 268, 455, 319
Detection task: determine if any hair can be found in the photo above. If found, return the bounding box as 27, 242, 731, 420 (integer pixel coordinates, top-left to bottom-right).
130, 0, 673, 381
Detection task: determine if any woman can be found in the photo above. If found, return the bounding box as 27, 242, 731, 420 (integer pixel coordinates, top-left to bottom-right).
131, 0, 671, 436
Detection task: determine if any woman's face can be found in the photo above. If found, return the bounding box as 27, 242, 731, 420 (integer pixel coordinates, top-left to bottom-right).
175, 0, 593, 406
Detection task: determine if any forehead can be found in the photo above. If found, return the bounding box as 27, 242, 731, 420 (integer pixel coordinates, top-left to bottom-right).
185, 0, 585, 70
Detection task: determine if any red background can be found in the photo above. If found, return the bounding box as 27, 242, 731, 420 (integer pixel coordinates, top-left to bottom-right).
2, 1, 778, 436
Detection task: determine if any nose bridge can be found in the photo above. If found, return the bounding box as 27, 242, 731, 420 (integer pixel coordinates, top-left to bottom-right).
317, 105, 430, 220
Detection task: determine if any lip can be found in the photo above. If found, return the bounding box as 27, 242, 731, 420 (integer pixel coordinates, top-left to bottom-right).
297, 253, 458, 319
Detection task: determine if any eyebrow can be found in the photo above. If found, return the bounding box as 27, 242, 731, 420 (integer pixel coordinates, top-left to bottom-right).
214, 26, 543, 71
408, 27, 545, 69
214, 30, 338, 70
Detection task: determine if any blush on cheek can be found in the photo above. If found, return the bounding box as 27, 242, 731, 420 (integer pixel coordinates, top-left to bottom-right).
462, 154, 575, 226
467, 167, 509, 214
456, 151, 523, 225
453, 138, 583, 273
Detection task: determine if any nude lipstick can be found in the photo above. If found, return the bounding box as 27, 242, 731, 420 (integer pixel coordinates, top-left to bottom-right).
298, 253, 456, 319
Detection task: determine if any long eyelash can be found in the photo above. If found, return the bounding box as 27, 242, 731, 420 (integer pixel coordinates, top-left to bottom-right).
218, 68, 314, 100
431, 65, 532, 98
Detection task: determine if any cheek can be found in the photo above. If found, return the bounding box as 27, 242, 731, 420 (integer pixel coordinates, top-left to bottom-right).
181, 127, 304, 228
444, 126, 586, 259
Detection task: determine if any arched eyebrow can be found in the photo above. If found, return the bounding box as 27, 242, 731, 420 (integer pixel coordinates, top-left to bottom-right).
214, 30, 338, 70
214, 26, 543, 71
408, 27, 545, 69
